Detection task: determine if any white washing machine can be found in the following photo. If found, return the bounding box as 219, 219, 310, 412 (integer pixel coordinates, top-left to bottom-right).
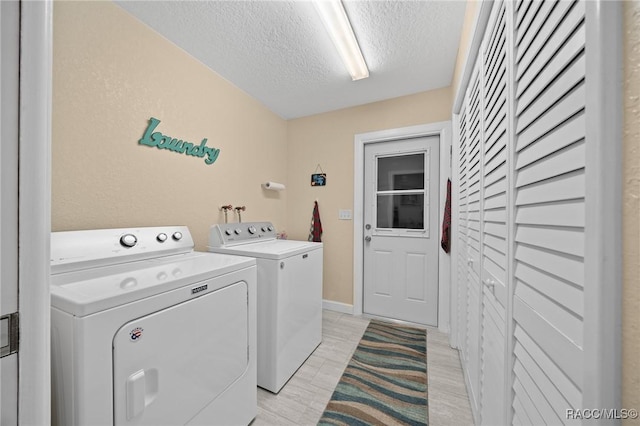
50, 226, 257, 426
208, 222, 322, 393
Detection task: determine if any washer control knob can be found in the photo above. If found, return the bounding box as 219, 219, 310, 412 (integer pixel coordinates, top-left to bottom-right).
261, 226, 268, 232
172, 231, 183, 241
248, 226, 257, 234
225, 229, 233, 236
234, 228, 242, 235
267, 226, 274, 232
156, 233, 168, 242
120, 234, 137, 248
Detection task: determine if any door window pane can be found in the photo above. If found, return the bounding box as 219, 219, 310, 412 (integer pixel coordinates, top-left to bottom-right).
376, 194, 424, 229
377, 154, 425, 191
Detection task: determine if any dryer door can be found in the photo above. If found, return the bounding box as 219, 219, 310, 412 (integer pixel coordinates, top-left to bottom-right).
113, 280, 249, 425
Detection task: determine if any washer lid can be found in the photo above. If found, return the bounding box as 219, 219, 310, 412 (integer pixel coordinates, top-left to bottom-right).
208, 239, 322, 260
50, 252, 255, 317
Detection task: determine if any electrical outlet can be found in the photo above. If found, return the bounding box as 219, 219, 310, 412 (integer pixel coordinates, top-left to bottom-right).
338, 209, 352, 220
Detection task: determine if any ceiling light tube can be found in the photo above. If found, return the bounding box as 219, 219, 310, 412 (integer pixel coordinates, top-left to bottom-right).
314, 0, 369, 81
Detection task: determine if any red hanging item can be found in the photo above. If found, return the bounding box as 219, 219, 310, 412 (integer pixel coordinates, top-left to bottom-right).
309, 201, 323, 242
441, 179, 452, 253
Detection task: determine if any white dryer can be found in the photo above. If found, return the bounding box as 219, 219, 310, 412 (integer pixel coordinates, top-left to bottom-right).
50, 226, 257, 426
208, 222, 323, 393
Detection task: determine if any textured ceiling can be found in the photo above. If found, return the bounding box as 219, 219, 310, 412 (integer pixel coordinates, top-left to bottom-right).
115, 0, 466, 119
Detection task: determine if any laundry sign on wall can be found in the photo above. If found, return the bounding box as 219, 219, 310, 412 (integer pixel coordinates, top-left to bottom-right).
138, 117, 221, 165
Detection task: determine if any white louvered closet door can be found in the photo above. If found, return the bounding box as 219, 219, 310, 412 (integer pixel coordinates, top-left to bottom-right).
465, 63, 483, 416
479, 0, 508, 424
456, 104, 469, 357
453, 0, 619, 424
512, 0, 586, 424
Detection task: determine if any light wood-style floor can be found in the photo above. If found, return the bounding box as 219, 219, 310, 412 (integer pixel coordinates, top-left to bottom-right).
252, 310, 474, 426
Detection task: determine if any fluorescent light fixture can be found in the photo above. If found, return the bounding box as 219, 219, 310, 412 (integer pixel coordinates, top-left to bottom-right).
314, 0, 369, 81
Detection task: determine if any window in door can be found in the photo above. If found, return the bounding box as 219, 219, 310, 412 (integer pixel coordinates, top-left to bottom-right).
375, 153, 427, 231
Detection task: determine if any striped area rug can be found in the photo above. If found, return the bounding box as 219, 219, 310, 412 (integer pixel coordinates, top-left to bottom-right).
318, 319, 428, 426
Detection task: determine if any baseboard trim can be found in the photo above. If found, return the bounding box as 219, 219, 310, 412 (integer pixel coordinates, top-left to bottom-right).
322, 300, 354, 315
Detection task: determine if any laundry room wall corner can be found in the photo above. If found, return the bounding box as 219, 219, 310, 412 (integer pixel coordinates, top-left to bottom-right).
51, 1, 288, 249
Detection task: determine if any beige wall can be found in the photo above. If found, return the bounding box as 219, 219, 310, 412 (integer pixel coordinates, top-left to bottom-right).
623, 0, 640, 422
286, 88, 452, 304
451, 0, 480, 102
52, 1, 288, 250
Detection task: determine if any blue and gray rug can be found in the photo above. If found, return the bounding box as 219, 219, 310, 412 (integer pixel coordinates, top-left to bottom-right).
318, 319, 428, 426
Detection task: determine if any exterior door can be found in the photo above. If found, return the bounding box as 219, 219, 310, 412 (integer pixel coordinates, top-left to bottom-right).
0, 0, 20, 424
363, 136, 439, 326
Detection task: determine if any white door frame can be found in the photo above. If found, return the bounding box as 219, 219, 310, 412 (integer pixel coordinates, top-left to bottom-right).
18, 1, 52, 424
353, 122, 451, 333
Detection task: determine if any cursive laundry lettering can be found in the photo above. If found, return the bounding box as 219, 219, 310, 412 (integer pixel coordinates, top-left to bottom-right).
138, 117, 221, 165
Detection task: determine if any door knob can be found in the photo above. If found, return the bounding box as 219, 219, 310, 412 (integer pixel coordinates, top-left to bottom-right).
483, 278, 496, 290
365, 236, 372, 242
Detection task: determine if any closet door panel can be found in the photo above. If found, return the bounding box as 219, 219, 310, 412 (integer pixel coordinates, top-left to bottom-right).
456, 105, 469, 358
513, 0, 587, 421
479, 1, 508, 424
465, 65, 483, 417
452, 0, 617, 422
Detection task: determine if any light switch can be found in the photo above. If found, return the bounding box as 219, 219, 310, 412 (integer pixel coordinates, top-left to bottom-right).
338, 209, 352, 220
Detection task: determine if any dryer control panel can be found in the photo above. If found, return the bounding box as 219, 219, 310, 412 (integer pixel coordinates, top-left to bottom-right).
209, 222, 277, 247
51, 226, 194, 274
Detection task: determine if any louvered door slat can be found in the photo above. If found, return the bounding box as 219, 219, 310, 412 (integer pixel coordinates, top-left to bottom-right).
486, 90, 507, 138
516, 141, 585, 188
485, 145, 507, 176
515, 112, 585, 169
513, 344, 582, 425
515, 0, 543, 48
485, 116, 506, 154
516, 1, 582, 92
517, 54, 585, 132
513, 297, 583, 387
513, 360, 563, 424
484, 244, 506, 270
516, 83, 585, 147
515, 261, 583, 316
515, 281, 583, 346
485, 160, 507, 186
516, 199, 585, 227
515, 225, 584, 257
515, 244, 583, 287
515, 0, 557, 64
484, 233, 506, 254
513, 377, 545, 424
484, 176, 506, 199
517, 35, 585, 115
514, 327, 582, 408
515, 170, 585, 205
